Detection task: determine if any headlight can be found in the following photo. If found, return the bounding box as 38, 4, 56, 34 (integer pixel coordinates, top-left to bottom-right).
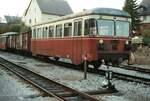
99, 39, 103, 44
125, 40, 129, 45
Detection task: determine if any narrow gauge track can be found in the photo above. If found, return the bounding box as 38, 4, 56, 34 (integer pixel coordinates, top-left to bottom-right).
0, 57, 100, 101
119, 65, 150, 74
39, 58, 150, 85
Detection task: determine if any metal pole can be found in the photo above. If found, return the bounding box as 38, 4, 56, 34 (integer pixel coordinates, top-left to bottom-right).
84, 57, 87, 79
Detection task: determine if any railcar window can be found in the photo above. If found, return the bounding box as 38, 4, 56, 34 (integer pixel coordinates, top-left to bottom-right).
74, 21, 82, 36
84, 19, 96, 36
116, 21, 129, 37
97, 20, 114, 36
43, 27, 48, 38
33, 29, 36, 39
49, 26, 54, 37
37, 28, 40, 38
64, 23, 72, 37
56, 25, 62, 37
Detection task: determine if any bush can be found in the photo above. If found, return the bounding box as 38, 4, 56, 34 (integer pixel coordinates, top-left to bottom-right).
143, 37, 150, 46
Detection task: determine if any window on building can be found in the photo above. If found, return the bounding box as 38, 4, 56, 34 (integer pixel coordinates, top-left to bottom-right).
74, 20, 82, 36
143, 16, 147, 20
56, 24, 62, 37
49, 26, 54, 37
29, 19, 32, 24
64, 23, 72, 37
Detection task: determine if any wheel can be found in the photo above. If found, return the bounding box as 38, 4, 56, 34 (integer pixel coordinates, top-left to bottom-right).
54, 57, 59, 61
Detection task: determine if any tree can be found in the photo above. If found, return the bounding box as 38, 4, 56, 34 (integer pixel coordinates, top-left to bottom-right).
0, 21, 30, 34
123, 0, 141, 31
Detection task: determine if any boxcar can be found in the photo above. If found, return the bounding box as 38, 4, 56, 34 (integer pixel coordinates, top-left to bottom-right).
6, 32, 19, 51
31, 8, 131, 68
0, 34, 7, 50
21, 31, 31, 54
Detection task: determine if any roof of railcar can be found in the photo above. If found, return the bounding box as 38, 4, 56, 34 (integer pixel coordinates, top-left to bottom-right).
33, 8, 130, 27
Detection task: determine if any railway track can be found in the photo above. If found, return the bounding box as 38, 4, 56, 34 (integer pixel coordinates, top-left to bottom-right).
0, 57, 100, 101
42, 59, 150, 85
119, 65, 150, 74
93, 69, 150, 85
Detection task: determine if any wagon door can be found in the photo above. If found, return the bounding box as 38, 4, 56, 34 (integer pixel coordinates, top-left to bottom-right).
72, 19, 83, 64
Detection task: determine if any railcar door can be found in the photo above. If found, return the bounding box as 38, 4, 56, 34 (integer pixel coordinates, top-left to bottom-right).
72, 19, 83, 64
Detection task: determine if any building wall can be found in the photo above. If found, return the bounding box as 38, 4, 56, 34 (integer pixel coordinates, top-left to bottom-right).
22, 0, 42, 26
41, 14, 60, 23
141, 15, 150, 23
22, 0, 62, 27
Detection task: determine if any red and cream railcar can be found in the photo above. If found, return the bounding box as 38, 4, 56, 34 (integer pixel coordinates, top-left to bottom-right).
31, 8, 131, 68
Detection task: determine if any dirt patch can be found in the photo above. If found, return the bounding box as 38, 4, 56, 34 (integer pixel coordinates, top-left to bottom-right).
132, 46, 150, 65
62, 75, 83, 81
35, 63, 52, 67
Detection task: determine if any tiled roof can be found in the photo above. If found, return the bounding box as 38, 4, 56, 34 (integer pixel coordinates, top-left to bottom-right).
36, 0, 73, 15
4, 16, 21, 23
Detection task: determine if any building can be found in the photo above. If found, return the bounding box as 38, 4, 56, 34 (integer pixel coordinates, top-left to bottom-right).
0, 16, 6, 24
139, 0, 150, 34
22, 0, 73, 26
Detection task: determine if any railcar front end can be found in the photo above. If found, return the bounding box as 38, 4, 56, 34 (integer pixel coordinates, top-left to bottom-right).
94, 19, 131, 67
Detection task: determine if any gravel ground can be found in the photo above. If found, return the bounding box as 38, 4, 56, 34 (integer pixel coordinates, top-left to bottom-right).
0, 65, 58, 101
0, 51, 150, 101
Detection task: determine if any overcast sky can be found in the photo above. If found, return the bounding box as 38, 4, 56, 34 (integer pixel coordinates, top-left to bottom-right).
0, 0, 143, 17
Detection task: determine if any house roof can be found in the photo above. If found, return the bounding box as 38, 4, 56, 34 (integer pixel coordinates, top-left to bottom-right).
4, 16, 21, 23
36, 0, 73, 15
25, 0, 73, 16
140, 0, 150, 15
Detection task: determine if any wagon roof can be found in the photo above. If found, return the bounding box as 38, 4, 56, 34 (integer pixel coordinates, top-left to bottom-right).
33, 8, 130, 27
1, 32, 18, 36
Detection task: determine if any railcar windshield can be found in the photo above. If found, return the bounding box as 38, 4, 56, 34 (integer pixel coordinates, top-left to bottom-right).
116, 21, 129, 37
97, 20, 114, 36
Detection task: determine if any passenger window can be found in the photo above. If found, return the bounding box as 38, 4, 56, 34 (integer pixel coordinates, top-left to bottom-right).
74, 21, 82, 36
84, 19, 96, 36
49, 26, 54, 37
64, 23, 72, 37
43, 27, 48, 38
33, 29, 36, 39
56, 25, 62, 37
37, 28, 40, 38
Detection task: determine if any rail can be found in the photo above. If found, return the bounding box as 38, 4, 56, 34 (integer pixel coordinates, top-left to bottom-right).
0, 57, 100, 101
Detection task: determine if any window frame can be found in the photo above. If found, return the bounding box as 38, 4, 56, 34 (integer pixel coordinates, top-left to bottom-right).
84, 18, 97, 36
73, 19, 83, 37
48, 25, 54, 38
115, 20, 130, 37
56, 24, 63, 38
64, 22, 72, 37
97, 19, 115, 36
